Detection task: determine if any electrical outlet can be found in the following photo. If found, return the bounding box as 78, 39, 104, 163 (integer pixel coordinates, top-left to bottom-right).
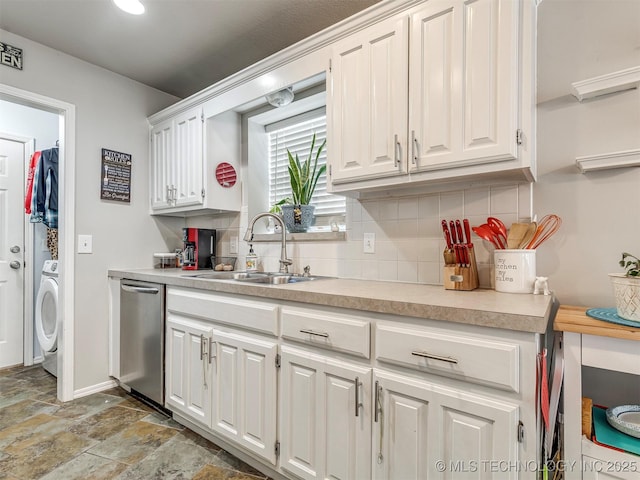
229, 235, 238, 255
78, 234, 93, 254
363, 232, 375, 254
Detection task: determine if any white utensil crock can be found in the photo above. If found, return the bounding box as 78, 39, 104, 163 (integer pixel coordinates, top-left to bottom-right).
494, 249, 536, 293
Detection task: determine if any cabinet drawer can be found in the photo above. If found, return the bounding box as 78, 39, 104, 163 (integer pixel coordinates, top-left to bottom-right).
167, 287, 279, 336
281, 306, 370, 358
376, 322, 519, 392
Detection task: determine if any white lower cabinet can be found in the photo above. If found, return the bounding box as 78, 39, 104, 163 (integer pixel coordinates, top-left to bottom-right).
373, 369, 519, 480
279, 345, 372, 480
165, 314, 213, 427
210, 328, 278, 465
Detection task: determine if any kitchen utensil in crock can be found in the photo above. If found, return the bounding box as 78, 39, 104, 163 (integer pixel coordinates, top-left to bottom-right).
526, 214, 562, 249
518, 222, 537, 249
472, 224, 504, 249
487, 217, 508, 248
507, 222, 531, 249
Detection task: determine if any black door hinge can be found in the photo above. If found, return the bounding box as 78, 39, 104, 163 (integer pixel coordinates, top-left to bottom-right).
275, 354, 281, 369
517, 421, 525, 443
275, 440, 280, 457
516, 129, 523, 145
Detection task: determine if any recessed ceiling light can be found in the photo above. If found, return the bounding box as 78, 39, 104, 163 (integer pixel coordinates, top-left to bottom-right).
113, 0, 145, 15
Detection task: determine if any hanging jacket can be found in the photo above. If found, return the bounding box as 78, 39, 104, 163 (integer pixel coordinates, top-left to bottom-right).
24, 150, 41, 214
30, 147, 58, 228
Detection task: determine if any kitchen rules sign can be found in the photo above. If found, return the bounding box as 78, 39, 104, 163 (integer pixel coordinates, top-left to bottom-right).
100, 148, 131, 203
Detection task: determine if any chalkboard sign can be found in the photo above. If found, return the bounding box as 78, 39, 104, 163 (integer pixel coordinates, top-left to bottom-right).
100, 148, 131, 203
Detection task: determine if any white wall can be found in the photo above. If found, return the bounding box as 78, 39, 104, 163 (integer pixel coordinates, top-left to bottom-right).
535, 0, 640, 307
0, 29, 183, 391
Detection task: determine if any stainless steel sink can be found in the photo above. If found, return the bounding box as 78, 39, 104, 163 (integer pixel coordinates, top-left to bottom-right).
182, 271, 329, 284
232, 272, 326, 284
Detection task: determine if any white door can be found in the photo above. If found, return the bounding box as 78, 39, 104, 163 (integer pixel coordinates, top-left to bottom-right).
173, 106, 203, 208
0, 136, 27, 368
280, 346, 372, 480
211, 328, 278, 465
150, 118, 173, 210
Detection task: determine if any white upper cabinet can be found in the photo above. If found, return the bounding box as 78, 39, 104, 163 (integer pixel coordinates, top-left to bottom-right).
329, 0, 536, 194
149, 107, 241, 216
409, 0, 519, 172
150, 105, 204, 213
329, 15, 409, 184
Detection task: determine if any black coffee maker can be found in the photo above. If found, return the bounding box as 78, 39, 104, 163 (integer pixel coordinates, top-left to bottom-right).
182, 228, 215, 270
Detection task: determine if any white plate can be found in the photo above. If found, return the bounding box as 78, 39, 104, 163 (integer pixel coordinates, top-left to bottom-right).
606, 405, 640, 438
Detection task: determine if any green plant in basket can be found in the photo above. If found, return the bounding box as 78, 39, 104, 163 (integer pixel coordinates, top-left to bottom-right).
270, 133, 326, 213
619, 252, 640, 277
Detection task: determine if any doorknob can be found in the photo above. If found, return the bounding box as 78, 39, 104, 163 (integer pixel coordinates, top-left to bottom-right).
10, 261, 21, 269
10, 245, 20, 253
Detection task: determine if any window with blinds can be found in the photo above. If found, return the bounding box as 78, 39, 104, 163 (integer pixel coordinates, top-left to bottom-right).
267, 109, 345, 217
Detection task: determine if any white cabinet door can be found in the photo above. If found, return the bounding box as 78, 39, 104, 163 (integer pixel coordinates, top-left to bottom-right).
149, 105, 203, 212
280, 346, 372, 480
373, 369, 519, 480
173, 106, 204, 208
329, 15, 408, 184
409, 0, 519, 172
211, 328, 278, 466
150, 118, 173, 210
165, 314, 213, 427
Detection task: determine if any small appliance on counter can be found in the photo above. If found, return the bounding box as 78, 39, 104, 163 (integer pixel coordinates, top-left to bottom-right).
182, 228, 216, 270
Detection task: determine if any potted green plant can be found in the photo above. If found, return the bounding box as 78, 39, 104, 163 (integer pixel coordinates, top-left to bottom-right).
271, 133, 326, 233
609, 252, 640, 321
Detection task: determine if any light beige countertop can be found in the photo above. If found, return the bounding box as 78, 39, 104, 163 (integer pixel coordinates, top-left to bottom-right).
108, 268, 555, 334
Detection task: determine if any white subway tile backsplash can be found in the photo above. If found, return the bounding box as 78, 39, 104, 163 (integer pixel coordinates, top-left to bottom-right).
226, 183, 526, 287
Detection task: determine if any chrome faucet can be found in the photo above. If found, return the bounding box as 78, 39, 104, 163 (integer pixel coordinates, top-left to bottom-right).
244, 213, 292, 273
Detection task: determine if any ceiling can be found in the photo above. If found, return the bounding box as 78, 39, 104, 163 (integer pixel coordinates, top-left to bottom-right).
0, 0, 380, 99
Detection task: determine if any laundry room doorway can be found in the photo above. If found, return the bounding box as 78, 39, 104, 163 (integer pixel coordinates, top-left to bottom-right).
0, 84, 76, 402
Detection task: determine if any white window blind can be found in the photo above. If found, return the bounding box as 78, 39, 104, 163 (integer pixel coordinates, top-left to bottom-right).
268, 111, 345, 216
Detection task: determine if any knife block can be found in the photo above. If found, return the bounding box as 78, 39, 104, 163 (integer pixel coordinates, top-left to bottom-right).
443, 247, 479, 291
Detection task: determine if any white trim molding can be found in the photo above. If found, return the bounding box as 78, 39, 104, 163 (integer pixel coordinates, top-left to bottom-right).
576, 148, 640, 173
571, 66, 640, 102
73, 378, 118, 399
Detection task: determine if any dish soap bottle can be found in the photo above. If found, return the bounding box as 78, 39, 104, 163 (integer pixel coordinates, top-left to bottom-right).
246, 244, 258, 272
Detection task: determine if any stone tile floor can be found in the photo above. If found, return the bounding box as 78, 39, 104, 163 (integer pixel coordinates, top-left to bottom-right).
0, 364, 273, 479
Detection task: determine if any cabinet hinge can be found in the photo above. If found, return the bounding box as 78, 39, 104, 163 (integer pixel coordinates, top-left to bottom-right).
516, 129, 523, 145
201, 188, 205, 199
201, 112, 204, 123
275, 354, 281, 369
329, 58, 332, 73
275, 440, 280, 457
517, 421, 525, 443
328, 164, 332, 178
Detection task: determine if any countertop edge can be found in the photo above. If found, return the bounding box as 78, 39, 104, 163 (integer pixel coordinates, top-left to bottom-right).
109, 268, 554, 334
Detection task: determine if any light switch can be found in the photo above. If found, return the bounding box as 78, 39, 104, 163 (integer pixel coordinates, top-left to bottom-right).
363, 232, 375, 254
229, 235, 238, 255
78, 234, 93, 254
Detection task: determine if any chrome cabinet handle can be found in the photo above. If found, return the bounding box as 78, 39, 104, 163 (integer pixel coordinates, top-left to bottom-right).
9, 261, 21, 270
200, 334, 205, 361
394, 134, 401, 167
166, 185, 171, 204
209, 338, 216, 363
172, 186, 177, 205
10, 245, 20, 253
354, 377, 362, 417
375, 380, 383, 463
411, 351, 458, 364
299, 329, 329, 338
411, 130, 418, 165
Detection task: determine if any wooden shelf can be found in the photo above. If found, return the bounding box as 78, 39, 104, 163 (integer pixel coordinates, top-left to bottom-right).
554, 305, 640, 341
571, 66, 640, 102
576, 148, 640, 173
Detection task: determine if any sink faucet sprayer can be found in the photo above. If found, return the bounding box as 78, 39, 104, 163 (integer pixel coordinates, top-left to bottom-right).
244, 213, 292, 273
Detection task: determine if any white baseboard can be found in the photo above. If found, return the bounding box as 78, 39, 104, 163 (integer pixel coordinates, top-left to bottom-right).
73, 378, 118, 399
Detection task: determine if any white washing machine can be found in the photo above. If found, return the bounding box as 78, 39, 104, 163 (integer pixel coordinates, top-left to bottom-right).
35, 260, 60, 376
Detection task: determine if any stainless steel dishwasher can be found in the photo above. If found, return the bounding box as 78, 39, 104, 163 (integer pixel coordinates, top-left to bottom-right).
120, 279, 165, 406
